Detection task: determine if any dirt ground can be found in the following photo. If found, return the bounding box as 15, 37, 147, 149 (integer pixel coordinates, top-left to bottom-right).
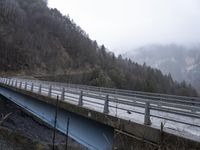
0, 95, 87, 150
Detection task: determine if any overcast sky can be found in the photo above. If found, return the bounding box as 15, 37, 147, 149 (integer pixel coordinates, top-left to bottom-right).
48, 0, 200, 54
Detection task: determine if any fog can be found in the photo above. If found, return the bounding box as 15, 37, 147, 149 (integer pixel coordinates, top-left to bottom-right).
48, 0, 200, 54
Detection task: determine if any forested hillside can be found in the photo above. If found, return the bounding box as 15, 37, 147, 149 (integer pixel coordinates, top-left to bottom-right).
0, 0, 198, 96
123, 44, 200, 94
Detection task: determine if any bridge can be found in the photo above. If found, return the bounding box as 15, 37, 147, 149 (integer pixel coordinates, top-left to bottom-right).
0, 77, 200, 149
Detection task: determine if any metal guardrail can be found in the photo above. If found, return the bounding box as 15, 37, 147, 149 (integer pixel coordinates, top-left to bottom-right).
11, 77, 200, 105
0, 77, 200, 128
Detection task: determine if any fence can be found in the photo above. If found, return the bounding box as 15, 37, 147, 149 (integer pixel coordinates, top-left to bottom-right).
0, 77, 200, 128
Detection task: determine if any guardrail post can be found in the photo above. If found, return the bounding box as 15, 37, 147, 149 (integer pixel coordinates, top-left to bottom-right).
15, 80, 17, 87
78, 91, 83, 106
25, 82, 27, 90
144, 101, 151, 125
31, 83, 34, 92
38, 84, 42, 94
48, 85, 52, 97
19, 81, 22, 89
104, 95, 109, 114
61, 87, 65, 101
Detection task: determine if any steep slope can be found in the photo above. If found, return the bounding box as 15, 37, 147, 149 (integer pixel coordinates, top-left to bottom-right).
123, 44, 200, 93
0, 0, 198, 97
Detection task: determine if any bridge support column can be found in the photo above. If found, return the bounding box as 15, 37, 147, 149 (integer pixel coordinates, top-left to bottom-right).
104, 95, 109, 114
78, 91, 83, 106
144, 102, 151, 125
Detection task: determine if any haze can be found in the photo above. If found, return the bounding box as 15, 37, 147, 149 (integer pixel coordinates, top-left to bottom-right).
48, 0, 200, 54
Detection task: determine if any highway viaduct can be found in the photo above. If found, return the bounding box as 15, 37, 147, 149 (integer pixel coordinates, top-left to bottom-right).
0, 77, 200, 150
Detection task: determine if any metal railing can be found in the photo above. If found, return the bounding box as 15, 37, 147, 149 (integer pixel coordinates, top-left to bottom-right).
10, 77, 200, 105
0, 77, 200, 129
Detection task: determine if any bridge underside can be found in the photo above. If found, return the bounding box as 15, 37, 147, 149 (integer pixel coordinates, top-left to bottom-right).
0, 87, 114, 150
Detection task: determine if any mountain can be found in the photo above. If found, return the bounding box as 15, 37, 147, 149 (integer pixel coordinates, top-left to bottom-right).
123, 44, 200, 94
0, 0, 198, 97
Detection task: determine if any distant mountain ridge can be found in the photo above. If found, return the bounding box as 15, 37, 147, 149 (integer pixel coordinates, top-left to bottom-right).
123, 44, 200, 93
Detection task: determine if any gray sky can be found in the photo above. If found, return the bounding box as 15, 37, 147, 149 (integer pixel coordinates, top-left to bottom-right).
48, 0, 200, 54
